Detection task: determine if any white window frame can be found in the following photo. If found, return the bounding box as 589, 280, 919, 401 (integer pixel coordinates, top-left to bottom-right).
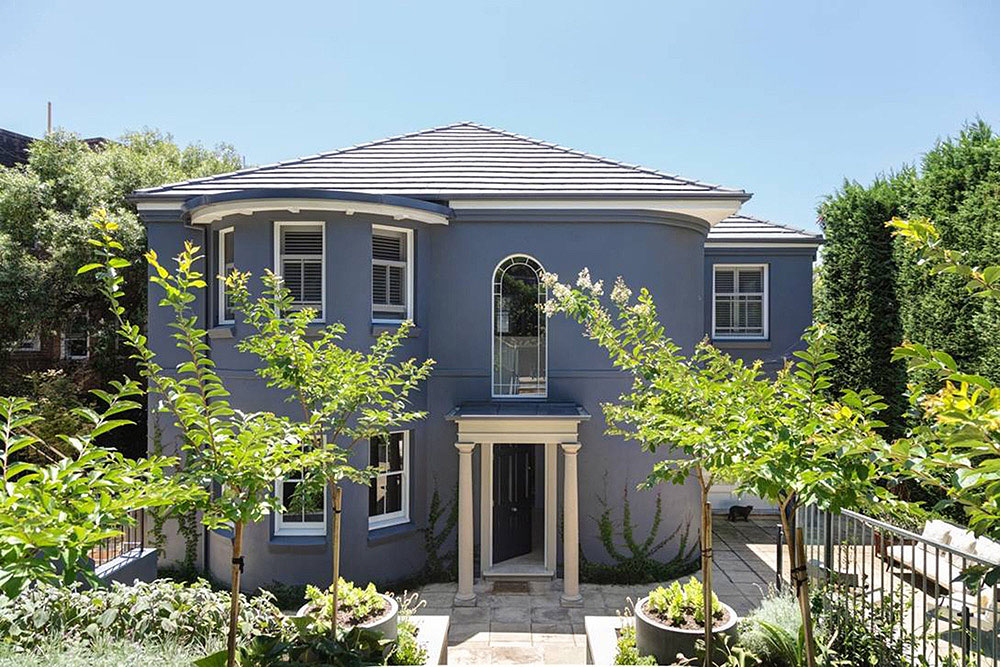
371, 224, 414, 324
368, 430, 410, 530
273, 469, 328, 537
10, 334, 41, 353
61, 330, 89, 361
712, 263, 769, 340
490, 254, 548, 399
218, 227, 235, 325
273, 221, 326, 322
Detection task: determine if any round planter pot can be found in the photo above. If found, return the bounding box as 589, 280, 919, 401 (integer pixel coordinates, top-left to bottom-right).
297, 592, 399, 641
634, 596, 738, 664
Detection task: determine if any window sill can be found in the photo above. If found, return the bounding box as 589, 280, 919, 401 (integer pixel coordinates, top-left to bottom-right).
367, 520, 418, 546
712, 339, 771, 350
371, 324, 421, 338
269, 533, 328, 547
208, 325, 235, 339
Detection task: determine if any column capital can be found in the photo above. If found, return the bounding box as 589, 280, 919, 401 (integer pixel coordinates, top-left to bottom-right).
560, 442, 581, 455
455, 442, 476, 454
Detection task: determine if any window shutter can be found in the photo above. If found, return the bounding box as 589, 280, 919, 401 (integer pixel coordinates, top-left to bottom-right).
282, 229, 323, 256
715, 269, 735, 293
739, 268, 763, 293
279, 225, 324, 314
373, 234, 403, 261
372, 230, 408, 319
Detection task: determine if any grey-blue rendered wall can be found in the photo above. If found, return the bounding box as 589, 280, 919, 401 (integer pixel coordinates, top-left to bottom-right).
702, 247, 818, 372
144, 209, 810, 591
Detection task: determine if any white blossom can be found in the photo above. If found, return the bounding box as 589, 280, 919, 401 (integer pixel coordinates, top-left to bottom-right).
611, 276, 632, 306
576, 267, 593, 289
591, 279, 604, 296
540, 272, 559, 289
552, 282, 571, 300
543, 300, 559, 317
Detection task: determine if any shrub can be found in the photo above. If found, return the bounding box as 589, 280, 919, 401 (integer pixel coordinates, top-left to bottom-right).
737, 590, 802, 666
0, 580, 288, 649
0, 636, 212, 667
645, 577, 722, 627
613, 622, 656, 666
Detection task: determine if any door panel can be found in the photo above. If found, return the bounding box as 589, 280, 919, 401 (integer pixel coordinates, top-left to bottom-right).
493, 444, 536, 563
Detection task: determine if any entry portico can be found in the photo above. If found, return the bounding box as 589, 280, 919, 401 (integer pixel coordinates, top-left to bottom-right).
446, 402, 590, 607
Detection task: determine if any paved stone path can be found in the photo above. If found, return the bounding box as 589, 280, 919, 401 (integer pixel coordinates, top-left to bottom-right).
412, 516, 784, 664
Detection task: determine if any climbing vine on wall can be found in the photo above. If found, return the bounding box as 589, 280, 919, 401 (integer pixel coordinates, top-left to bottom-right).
421, 480, 458, 581
581, 483, 698, 585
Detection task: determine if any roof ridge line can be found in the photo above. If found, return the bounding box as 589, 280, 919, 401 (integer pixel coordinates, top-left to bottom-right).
135, 121, 475, 194
458, 122, 744, 193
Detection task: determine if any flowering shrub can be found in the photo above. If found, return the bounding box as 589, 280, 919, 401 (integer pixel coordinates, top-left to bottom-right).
0, 580, 288, 649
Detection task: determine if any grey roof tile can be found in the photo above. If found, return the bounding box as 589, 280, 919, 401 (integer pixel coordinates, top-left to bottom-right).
707, 214, 823, 244
134, 122, 749, 200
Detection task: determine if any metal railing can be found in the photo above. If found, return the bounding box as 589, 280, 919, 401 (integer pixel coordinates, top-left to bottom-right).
90, 508, 145, 567
785, 505, 999, 666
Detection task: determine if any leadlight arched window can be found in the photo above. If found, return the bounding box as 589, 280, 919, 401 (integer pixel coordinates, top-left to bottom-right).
492, 255, 546, 397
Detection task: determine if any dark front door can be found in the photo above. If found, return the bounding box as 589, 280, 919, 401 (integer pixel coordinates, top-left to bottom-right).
493, 444, 536, 564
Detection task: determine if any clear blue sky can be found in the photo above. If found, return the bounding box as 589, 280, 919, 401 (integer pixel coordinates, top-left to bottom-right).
2, 0, 998, 232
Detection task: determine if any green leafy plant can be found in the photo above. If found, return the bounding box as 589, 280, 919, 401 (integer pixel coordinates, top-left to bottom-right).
387, 591, 427, 666
0, 387, 191, 596
421, 481, 458, 582
0, 579, 288, 649
737, 590, 802, 666
582, 483, 698, 585
646, 577, 723, 628
304, 579, 388, 628
85, 211, 322, 667
614, 622, 657, 666
227, 270, 435, 634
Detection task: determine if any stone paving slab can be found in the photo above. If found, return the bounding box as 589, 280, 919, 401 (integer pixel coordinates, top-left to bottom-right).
413, 515, 782, 664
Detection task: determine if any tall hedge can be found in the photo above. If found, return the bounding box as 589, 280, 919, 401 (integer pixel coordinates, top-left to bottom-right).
817, 120, 1000, 432
817, 174, 913, 435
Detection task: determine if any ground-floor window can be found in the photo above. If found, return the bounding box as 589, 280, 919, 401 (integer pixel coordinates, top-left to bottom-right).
274, 468, 326, 536
369, 431, 409, 529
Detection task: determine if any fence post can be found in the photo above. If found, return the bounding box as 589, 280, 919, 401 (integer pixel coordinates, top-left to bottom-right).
823, 509, 833, 577
776, 524, 783, 592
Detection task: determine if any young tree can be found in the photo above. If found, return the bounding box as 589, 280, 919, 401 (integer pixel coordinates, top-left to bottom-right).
887, 216, 1000, 587
227, 270, 435, 634
85, 211, 320, 667
0, 382, 191, 597
543, 269, 771, 664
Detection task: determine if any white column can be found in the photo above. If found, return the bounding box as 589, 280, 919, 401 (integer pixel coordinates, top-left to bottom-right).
560, 443, 582, 606
455, 442, 477, 605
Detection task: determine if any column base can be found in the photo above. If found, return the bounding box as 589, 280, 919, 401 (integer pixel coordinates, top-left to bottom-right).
560, 593, 583, 607
454, 593, 477, 607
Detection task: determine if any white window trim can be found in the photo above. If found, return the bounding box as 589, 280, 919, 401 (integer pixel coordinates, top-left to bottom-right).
368, 430, 411, 530
273, 221, 326, 322
490, 254, 548, 399
61, 332, 89, 360
218, 227, 235, 325
273, 475, 328, 537
371, 224, 414, 324
712, 263, 769, 340
10, 334, 41, 353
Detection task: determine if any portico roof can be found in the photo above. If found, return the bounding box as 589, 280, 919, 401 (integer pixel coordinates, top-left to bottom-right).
446, 402, 590, 420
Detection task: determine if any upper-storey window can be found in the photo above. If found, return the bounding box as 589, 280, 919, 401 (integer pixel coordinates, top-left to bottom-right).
492, 255, 546, 397
372, 226, 412, 322
218, 227, 235, 324
274, 222, 325, 320
713, 264, 768, 339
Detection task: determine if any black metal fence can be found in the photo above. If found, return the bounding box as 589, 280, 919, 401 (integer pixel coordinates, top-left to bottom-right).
783, 506, 999, 666
90, 508, 145, 567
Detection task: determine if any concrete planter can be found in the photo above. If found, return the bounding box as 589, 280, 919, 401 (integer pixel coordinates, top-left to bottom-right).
297, 592, 399, 641
634, 596, 738, 664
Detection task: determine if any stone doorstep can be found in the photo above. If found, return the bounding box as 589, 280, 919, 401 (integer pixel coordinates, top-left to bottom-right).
448, 622, 490, 646
489, 645, 546, 665
583, 615, 623, 666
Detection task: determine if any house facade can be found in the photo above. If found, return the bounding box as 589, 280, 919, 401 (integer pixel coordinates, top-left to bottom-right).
133, 123, 821, 604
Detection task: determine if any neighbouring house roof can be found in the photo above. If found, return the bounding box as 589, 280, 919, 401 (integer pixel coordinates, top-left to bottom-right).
0, 128, 34, 167
707, 214, 822, 245
134, 122, 750, 201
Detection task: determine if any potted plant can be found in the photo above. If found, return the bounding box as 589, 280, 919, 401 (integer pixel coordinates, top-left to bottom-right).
634, 577, 738, 664
298, 579, 399, 641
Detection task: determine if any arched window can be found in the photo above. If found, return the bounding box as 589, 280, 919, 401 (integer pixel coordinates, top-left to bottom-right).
492, 255, 546, 397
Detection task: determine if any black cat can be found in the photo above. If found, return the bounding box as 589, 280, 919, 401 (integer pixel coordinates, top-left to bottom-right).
727, 505, 753, 522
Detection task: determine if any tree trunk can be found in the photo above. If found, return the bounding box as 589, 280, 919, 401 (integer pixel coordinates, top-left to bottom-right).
331, 483, 342, 637
226, 521, 244, 667
701, 498, 714, 667
794, 527, 817, 667
778, 502, 797, 588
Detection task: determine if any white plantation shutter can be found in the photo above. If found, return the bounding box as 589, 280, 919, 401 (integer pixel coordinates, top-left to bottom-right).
372, 228, 409, 320
713, 265, 766, 338
278, 224, 324, 318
